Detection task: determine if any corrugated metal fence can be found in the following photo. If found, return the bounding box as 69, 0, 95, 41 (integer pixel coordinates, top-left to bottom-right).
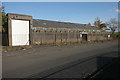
1, 28, 112, 46
32, 29, 112, 45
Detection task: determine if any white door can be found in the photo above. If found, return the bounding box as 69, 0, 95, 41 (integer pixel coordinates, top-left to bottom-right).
11, 19, 29, 46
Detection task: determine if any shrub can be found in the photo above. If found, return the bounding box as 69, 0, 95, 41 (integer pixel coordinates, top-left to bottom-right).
114, 32, 120, 38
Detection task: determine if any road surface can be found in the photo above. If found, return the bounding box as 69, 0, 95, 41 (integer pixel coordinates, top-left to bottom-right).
2, 41, 119, 78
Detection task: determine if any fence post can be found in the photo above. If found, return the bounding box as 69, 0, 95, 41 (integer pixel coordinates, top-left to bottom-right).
54, 31, 57, 44
65, 31, 67, 43
61, 31, 62, 43
77, 31, 79, 43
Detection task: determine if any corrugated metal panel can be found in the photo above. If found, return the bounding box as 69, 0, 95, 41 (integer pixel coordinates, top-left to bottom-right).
32, 19, 100, 30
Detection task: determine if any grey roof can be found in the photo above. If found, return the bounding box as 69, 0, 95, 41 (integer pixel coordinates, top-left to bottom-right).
33, 19, 100, 30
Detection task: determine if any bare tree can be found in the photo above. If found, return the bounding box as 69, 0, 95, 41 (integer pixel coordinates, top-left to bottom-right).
109, 18, 118, 27
108, 18, 118, 33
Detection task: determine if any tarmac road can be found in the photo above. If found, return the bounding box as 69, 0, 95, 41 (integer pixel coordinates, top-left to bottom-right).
2, 41, 119, 78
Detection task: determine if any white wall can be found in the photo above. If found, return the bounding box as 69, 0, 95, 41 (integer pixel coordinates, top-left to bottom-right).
11, 19, 29, 46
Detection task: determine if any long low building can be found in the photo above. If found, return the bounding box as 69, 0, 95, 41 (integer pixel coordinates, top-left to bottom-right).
2, 13, 112, 46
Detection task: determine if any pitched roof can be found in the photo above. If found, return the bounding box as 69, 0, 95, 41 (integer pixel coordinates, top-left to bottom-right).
33, 19, 100, 30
